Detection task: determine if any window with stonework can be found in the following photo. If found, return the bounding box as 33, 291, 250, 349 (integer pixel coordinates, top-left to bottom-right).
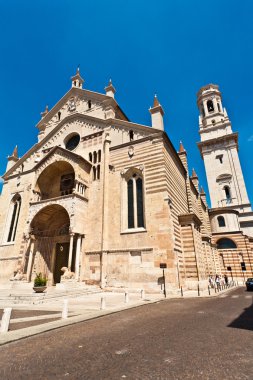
7, 194, 21, 242
126, 172, 144, 229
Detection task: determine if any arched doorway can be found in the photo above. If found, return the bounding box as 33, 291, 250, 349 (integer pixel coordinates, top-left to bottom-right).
30, 204, 75, 284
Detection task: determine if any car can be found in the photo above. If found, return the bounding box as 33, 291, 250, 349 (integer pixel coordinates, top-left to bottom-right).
246, 278, 253, 291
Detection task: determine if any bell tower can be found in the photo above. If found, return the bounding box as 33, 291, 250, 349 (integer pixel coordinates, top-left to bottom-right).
197, 84, 253, 236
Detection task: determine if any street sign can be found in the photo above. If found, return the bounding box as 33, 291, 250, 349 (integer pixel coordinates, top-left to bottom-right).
160, 263, 167, 269
241, 262, 246, 271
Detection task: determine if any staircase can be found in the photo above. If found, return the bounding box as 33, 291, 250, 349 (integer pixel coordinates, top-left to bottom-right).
0, 281, 101, 305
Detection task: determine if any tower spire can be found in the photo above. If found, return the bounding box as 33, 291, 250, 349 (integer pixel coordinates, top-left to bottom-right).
149, 94, 164, 131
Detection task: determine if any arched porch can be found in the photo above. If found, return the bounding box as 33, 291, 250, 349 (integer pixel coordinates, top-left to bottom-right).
25, 204, 83, 285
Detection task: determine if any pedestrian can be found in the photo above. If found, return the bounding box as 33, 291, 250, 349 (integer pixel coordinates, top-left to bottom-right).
224, 274, 228, 285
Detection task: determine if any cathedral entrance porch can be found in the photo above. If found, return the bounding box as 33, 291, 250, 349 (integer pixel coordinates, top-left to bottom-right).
25, 204, 82, 285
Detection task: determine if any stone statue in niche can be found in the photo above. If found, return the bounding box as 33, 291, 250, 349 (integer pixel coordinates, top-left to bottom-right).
68, 98, 76, 112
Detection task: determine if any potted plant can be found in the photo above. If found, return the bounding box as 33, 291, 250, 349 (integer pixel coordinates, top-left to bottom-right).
33, 273, 47, 293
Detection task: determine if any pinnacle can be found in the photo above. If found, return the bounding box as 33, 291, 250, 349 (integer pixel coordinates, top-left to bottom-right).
12, 145, 18, 158
179, 141, 185, 153
153, 94, 160, 108
192, 168, 198, 178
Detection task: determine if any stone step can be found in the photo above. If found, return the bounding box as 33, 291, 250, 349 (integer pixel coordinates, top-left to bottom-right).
0, 287, 101, 305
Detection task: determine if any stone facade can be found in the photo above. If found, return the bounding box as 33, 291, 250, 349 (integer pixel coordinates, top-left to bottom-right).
0, 72, 251, 290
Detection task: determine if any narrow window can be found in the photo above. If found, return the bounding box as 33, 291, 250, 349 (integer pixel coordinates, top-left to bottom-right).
136, 178, 144, 227
127, 179, 134, 228
74, 81, 76, 86
217, 102, 221, 112
93, 167, 96, 181
216, 154, 223, 164
88, 100, 91, 109
93, 151, 97, 164
7, 195, 21, 242
201, 105, 205, 117
218, 216, 225, 227
224, 186, 232, 203
207, 100, 214, 112
129, 130, 134, 141
89, 152, 92, 162
97, 165, 100, 180
58, 111, 61, 121
98, 150, 101, 162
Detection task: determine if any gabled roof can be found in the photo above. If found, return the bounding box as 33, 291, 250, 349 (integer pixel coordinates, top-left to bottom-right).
36, 86, 129, 131
33, 145, 92, 172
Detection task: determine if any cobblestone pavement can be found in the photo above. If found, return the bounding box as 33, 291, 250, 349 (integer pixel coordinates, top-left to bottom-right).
0, 287, 252, 380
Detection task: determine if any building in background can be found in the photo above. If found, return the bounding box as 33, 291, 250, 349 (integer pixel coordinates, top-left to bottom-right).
197, 84, 253, 280
0, 72, 252, 291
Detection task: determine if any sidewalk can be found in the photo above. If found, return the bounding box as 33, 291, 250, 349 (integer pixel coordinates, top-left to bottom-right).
0, 284, 241, 346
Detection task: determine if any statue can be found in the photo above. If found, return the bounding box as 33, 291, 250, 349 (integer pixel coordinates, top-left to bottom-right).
61, 266, 75, 280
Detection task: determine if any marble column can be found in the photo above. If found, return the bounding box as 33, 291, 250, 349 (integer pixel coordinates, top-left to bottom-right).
75, 234, 82, 280
68, 233, 75, 270
27, 236, 36, 282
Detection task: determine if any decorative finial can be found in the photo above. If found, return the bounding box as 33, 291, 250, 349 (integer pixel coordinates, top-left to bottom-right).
153, 94, 160, 108
40, 105, 49, 118
200, 186, 206, 195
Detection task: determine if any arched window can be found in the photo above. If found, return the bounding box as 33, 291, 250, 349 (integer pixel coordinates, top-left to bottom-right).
89, 152, 92, 162
224, 186, 232, 204
217, 216, 225, 227
98, 150, 101, 163
7, 194, 21, 242
58, 111, 61, 121
93, 151, 97, 164
127, 172, 144, 229
88, 100, 92, 109
129, 130, 134, 141
217, 238, 237, 249
207, 100, 214, 112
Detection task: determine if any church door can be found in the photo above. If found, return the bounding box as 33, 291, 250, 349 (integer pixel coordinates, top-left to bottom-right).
54, 243, 69, 284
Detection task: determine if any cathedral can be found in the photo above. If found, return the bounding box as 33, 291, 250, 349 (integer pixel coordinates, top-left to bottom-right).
0, 70, 252, 291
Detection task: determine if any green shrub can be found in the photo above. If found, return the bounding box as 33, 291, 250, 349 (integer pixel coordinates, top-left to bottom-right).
34, 273, 47, 287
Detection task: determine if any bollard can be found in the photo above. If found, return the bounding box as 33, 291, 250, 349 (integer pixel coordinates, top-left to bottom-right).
62, 299, 68, 319
1, 308, 12, 333
181, 286, 183, 297
208, 285, 210, 296
100, 297, 106, 310
214, 286, 217, 293
125, 292, 129, 303
141, 289, 145, 300
197, 284, 200, 297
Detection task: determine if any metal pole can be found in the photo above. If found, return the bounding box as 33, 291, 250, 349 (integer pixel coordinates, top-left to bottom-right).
163, 269, 167, 298
208, 285, 210, 296
198, 284, 200, 297
181, 286, 183, 297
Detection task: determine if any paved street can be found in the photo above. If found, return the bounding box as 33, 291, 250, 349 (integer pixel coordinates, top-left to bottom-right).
0, 287, 252, 380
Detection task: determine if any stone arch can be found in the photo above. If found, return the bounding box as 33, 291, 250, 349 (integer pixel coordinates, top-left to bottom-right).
35, 161, 75, 200
216, 238, 237, 249
30, 204, 70, 237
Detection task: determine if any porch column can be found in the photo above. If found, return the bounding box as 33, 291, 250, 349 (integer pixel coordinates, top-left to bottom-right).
75, 234, 82, 280
27, 236, 36, 282
68, 233, 75, 270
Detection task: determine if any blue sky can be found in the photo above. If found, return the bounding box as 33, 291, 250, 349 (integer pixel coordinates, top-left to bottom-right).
0, 0, 252, 205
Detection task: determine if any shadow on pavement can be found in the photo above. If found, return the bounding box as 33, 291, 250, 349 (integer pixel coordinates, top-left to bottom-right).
228, 294, 253, 331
